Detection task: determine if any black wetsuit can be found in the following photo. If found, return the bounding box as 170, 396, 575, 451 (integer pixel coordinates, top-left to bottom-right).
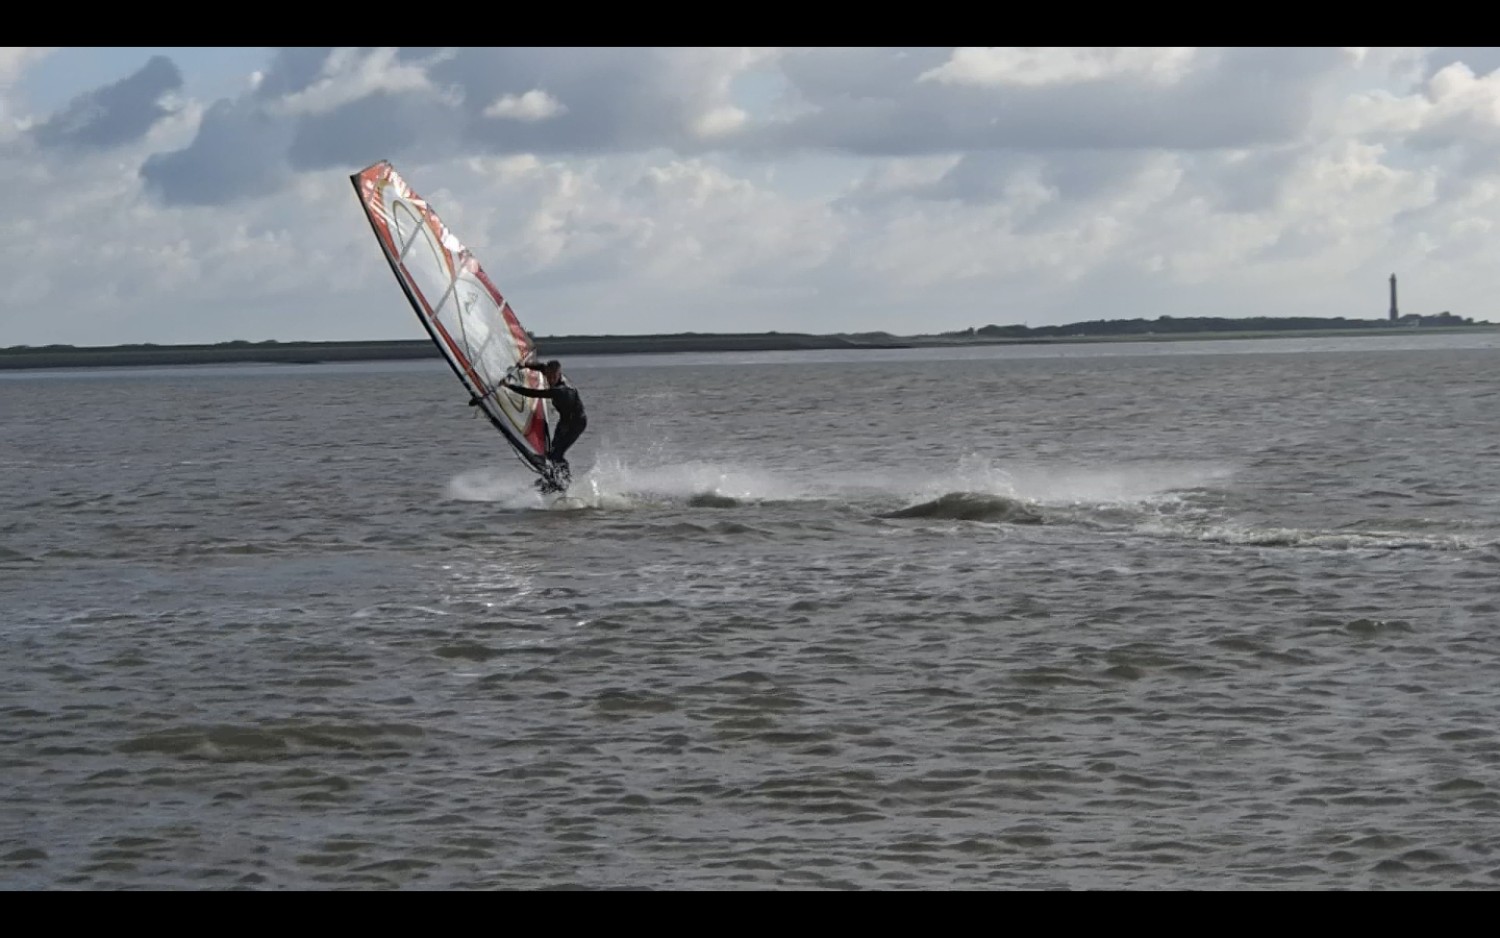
505, 378, 587, 465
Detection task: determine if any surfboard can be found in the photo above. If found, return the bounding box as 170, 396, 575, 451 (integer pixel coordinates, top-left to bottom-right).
350, 160, 571, 491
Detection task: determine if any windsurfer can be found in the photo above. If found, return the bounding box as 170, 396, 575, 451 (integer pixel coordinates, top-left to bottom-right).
502, 359, 587, 488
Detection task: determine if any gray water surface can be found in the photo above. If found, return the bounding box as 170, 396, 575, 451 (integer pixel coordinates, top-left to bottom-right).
3, 332, 1499, 889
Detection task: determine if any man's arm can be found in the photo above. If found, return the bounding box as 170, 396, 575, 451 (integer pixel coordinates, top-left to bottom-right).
503, 382, 554, 399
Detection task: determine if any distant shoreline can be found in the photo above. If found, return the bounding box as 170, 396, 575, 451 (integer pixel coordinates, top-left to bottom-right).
2, 325, 1496, 371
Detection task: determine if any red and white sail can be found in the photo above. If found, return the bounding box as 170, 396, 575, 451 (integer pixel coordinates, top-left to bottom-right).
351, 160, 551, 471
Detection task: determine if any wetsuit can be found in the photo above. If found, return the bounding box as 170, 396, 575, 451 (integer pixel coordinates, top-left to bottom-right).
504, 378, 587, 466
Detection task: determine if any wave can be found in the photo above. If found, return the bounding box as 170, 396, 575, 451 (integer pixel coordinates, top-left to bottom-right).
1156, 522, 1492, 552
881, 492, 1044, 524
687, 492, 739, 508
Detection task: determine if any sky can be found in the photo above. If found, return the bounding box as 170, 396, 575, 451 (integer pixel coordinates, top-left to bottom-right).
3, 46, 1500, 347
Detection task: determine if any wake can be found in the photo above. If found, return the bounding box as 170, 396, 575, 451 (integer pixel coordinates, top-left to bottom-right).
442, 451, 1233, 525
880, 492, 1044, 524
441, 449, 1494, 549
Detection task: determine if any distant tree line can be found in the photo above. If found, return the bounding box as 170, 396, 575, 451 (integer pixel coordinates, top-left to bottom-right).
2, 313, 1491, 359
949, 312, 1484, 338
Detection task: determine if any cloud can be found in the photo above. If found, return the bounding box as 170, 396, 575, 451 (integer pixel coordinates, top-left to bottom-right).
1409, 62, 1500, 160
268, 47, 447, 117
249, 47, 336, 101
0, 47, 56, 138
1423, 47, 1500, 80
483, 89, 567, 121
119, 48, 780, 206
140, 96, 294, 205
1336, 57, 1500, 200
445, 47, 774, 155
30, 54, 182, 151
909, 149, 1159, 210
920, 47, 1200, 87
739, 47, 1352, 156
8, 46, 1500, 348
286, 88, 463, 172
0, 47, 55, 89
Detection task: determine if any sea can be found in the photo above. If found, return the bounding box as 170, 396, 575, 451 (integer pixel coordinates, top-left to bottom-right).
3, 330, 1499, 890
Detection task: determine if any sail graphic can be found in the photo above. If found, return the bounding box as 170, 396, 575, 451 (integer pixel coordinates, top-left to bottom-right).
350, 160, 551, 473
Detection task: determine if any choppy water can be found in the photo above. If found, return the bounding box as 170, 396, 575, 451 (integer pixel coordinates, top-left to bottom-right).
3, 331, 1499, 890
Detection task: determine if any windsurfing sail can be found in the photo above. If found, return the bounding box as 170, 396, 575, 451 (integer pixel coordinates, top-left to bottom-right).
350, 159, 551, 474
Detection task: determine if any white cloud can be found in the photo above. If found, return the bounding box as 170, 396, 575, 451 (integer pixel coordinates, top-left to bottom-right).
1423, 62, 1500, 132
693, 105, 747, 138
921, 47, 1200, 87
270, 47, 451, 118
0, 47, 55, 89
482, 89, 567, 121
0, 47, 56, 134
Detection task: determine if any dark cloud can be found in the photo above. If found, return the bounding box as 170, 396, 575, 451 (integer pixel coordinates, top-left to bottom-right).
1194, 146, 1303, 214
437, 48, 730, 154
749, 47, 1348, 155
920, 152, 1035, 203
138, 47, 746, 202
963, 151, 1162, 233
849, 149, 1154, 207
252, 48, 335, 100
1035, 149, 1156, 202
32, 54, 182, 151
140, 98, 293, 206
128, 47, 1363, 208
1423, 48, 1500, 79
1251, 222, 1332, 263
1013, 150, 1163, 233
394, 48, 447, 65
287, 89, 459, 171
776, 48, 956, 101
837, 148, 1163, 229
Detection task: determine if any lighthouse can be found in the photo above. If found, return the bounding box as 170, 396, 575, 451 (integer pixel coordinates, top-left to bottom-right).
1389, 273, 1399, 321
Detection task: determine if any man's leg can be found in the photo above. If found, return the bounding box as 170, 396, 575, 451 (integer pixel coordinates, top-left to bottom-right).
535, 418, 584, 492
549, 417, 587, 465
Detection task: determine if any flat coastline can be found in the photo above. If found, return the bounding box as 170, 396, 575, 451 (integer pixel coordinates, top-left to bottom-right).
3, 325, 1495, 371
